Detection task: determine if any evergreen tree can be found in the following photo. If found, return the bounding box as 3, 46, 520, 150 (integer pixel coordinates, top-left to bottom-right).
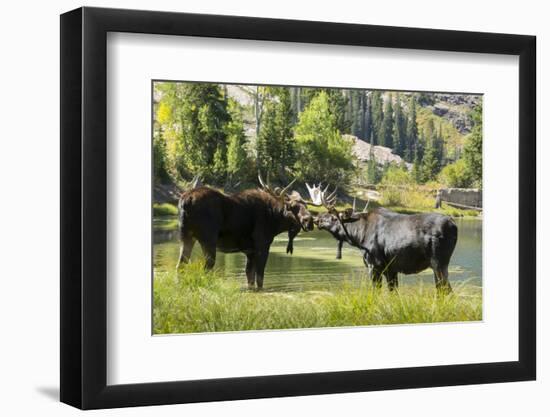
464, 104, 483, 186
225, 99, 250, 180
364, 93, 373, 143
379, 93, 394, 148
434, 122, 445, 166
422, 145, 440, 182
257, 88, 295, 181
152, 128, 170, 184
412, 151, 424, 183
370, 91, 384, 145
155, 82, 230, 183
392, 93, 407, 156
422, 124, 443, 182
405, 96, 418, 162
326, 89, 350, 134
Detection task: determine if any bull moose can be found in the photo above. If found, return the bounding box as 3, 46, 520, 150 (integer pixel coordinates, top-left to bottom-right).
310, 185, 457, 293
176, 175, 329, 289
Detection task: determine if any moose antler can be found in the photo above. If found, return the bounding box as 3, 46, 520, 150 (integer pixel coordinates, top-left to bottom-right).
352, 196, 369, 214
190, 174, 202, 189
258, 172, 296, 200
305, 183, 337, 208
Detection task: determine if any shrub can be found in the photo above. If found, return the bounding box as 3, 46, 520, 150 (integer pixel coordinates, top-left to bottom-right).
438, 159, 472, 188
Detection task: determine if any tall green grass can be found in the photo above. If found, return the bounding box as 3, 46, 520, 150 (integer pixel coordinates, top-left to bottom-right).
153, 262, 482, 334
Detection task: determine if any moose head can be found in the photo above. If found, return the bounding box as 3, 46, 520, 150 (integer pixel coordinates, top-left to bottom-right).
257, 173, 315, 232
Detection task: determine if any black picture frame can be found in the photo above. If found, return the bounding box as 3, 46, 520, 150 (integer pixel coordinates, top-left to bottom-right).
60, 6, 536, 410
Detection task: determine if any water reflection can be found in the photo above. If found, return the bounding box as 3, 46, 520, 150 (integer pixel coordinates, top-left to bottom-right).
153, 218, 482, 291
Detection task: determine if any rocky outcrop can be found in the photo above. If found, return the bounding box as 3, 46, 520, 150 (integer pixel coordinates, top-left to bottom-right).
345, 135, 412, 170
427, 94, 482, 135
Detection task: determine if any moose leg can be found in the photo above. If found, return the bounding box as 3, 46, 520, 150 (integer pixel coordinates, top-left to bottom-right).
245, 253, 256, 289
385, 271, 399, 291
253, 249, 270, 290
199, 241, 217, 270
433, 265, 452, 294
176, 236, 195, 270
370, 266, 383, 289
336, 240, 343, 259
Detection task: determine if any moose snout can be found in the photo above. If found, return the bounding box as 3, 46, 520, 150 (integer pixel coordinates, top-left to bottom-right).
301, 215, 314, 231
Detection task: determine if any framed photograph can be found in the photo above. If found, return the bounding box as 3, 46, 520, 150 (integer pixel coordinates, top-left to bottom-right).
60, 6, 536, 409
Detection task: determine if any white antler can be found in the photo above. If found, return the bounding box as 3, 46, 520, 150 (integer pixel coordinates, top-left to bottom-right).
306, 183, 337, 208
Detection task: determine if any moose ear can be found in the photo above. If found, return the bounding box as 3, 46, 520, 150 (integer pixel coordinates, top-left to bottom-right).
339, 210, 361, 224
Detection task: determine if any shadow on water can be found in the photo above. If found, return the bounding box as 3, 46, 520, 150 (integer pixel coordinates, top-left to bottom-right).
153, 217, 482, 292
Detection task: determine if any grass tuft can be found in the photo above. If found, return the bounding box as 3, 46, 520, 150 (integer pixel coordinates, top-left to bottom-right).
153, 263, 482, 334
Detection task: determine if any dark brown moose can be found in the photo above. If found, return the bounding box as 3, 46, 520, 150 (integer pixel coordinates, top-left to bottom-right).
176, 175, 321, 289
310, 185, 457, 293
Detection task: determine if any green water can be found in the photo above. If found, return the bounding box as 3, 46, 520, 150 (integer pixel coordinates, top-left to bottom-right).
153, 217, 482, 291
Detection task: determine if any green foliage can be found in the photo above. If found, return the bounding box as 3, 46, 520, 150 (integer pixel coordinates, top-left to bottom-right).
381, 163, 413, 186
416, 106, 463, 161
257, 87, 295, 181
298, 88, 350, 134
153, 129, 170, 184
379, 164, 414, 206
153, 82, 481, 195
225, 99, 251, 180
379, 93, 394, 148
293, 92, 354, 184
370, 91, 384, 145
405, 96, 418, 162
463, 104, 483, 187
439, 159, 472, 188
155, 82, 230, 184
422, 145, 441, 182
392, 93, 407, 156
153, 265, 482, 334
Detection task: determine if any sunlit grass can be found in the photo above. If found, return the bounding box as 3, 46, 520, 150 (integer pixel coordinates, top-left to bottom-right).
153, 262, 482, 334
153, 202, 178, 217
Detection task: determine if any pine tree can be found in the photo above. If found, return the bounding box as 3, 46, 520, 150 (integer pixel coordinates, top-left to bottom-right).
257, 88, 295, 181
370, 91, 384, 145
405, 96, 418, 162
464, 104, 483, 186
379, 93, 394, 148
412, 151, 424, 183
434, 122, 445, 166
155, 82, 230, 183
364, 93, 372, 142
225, 99, 249, 180
392, 93, 407, 156
422, 145, 440, 182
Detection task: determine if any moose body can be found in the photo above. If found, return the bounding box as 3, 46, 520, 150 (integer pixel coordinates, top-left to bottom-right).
317, 207, 457, 292
176, 185, 314, 289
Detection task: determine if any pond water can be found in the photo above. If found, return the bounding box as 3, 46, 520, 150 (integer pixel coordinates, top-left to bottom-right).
153, 217, 482, 292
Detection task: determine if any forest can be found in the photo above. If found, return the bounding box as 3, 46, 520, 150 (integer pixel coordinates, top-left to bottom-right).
153, 82, 482, 196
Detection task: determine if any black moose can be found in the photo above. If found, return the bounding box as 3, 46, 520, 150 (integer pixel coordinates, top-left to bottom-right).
310, 185, 458, 293
176, 175, 327, 289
